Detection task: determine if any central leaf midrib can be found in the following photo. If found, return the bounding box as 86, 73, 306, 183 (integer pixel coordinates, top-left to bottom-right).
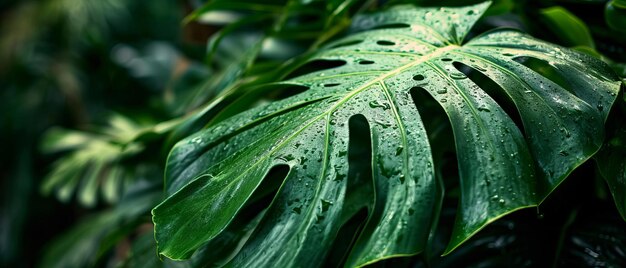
213, 44, 460, 192
159, 44, 461, 259
246, 45, 464, 264
224, 44, 460, 179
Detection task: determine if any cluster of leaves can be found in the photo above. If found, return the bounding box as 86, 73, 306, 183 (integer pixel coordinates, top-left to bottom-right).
3, 0, 625, 267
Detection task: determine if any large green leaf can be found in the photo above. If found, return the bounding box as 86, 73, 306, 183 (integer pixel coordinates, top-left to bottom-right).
153, 2, 621, 266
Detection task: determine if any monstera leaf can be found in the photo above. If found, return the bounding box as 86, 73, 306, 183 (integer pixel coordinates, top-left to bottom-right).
153, 2, 621, 266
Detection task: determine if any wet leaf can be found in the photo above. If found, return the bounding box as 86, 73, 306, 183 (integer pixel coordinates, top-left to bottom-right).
153, 2, 621, 266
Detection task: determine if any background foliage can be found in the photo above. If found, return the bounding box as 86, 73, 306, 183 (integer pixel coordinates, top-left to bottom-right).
0, 0, 624, 267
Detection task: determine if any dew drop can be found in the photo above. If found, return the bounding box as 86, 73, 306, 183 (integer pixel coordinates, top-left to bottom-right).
559, 127, 571, 138
374, 119, 392, 129
472, 64, 487, 72
292, 206, 302, 214
395, 146, 404, 155
478, 106, 491, 112
334, 172, 346, 181
321, 199, 333, 212
450, 72, 467, 80
369, 100, 390, 110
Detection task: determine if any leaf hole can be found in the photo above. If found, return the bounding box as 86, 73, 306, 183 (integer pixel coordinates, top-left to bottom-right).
323, 208, 368, 266
454, 61, 526, 135
323, 114, 375, 266
225, 164, 288, 244
513, 56, 575, 95
370, 23, 410, 30
441, 58, 453, 62
409, 86, 456, 191
246, 164, 290, 205
324, 83, 341, 88
329, 39, 363, 49
205, 97, 328, 152
358, 60, 375, 65
376, 40, 395, 46
413, 74, 425, 81
269, 84, 310, 101
409, 86, 453, 149
347, 114, 373, 191
285, 59, 346, 79
207, 164, 288, 259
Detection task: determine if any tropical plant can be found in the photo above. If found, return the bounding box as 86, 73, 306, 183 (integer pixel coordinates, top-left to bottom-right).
152, 2, 623, 266
2, 0, 625, 267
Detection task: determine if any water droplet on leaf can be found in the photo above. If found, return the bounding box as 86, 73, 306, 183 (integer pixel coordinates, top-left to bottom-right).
450, 72, 467, 80
321, 199, 333, 212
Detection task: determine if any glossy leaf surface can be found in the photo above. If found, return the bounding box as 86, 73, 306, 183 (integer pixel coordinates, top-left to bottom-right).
153, 2, 621, 266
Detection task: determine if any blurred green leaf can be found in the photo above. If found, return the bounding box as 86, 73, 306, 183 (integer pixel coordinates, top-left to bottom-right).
40, 191, 162, 268
40, 114, 178, 206
540, 6, 595, 48
605, 0, 626, 33
123, 232, 193, 268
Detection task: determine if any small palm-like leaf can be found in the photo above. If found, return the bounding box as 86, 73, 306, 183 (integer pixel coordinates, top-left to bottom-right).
153, 2, 620, 266
42, 114, 178, 206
